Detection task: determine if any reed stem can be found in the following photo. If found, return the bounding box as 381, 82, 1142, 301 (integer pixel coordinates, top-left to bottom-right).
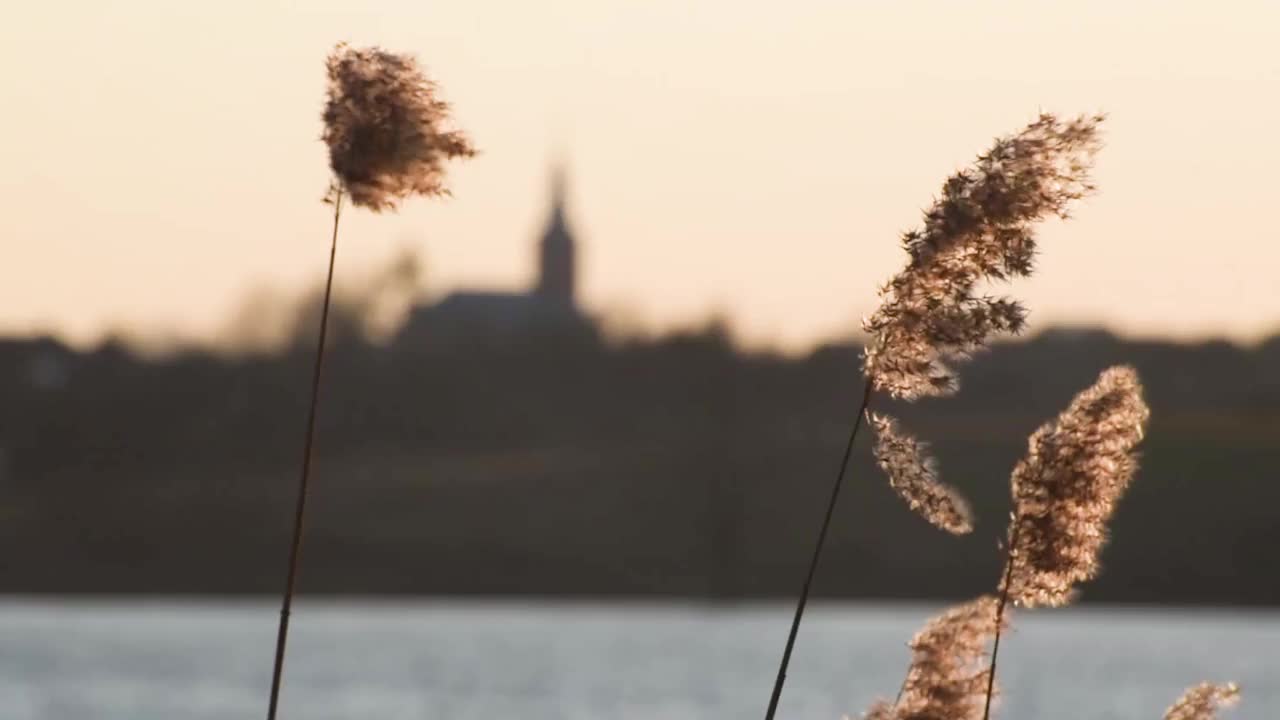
764, 378, 874, 720
981, 517, 1021, 720
265, 189, 343, 720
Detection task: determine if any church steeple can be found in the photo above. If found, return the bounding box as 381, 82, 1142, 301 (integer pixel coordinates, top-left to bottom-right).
535, 163, 576, 311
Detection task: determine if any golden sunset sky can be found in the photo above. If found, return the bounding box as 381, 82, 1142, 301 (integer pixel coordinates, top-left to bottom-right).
3, 0, 1277, 351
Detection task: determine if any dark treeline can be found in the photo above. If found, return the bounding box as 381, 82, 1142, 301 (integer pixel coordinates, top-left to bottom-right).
1, 319, 1278, 605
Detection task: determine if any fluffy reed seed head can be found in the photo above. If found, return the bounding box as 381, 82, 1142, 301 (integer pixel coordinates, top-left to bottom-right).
854, 703, 898, 720
1004, 365, 1149, 607
323, 43, 476, 211
863, 113, 1104, 400
856, 596, 1003, 720
869, 413, 973, 534
1163, 683, 1241, 720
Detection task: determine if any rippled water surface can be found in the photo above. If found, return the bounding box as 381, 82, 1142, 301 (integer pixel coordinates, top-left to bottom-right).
1, 600, 1276, 719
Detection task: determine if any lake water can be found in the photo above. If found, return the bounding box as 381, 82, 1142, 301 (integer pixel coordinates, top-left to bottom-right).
0, 600, 1275, 719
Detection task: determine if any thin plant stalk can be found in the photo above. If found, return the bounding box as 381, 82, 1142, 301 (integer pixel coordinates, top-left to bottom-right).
764, 378, 874, 720
265, 189, 344, 720
981, 516, 1022, 720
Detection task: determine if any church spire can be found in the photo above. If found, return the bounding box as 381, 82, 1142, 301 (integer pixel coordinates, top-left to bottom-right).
535, 162, 576, 311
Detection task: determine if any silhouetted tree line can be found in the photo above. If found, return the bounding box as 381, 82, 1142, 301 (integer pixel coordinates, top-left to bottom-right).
1, 319, 1277, 605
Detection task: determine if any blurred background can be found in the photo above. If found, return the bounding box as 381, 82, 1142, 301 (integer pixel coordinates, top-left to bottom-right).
1, 1, 1277, 718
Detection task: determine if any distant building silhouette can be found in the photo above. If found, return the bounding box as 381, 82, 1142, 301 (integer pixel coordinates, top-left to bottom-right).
398, 165, 593, 347
535, 165, 576, 311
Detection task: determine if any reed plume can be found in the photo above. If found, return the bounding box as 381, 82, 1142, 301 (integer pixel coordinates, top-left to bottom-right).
895, 596, 1002, 720
1004, 365, 1150, 607
323, 42, 476, 211
264, 42, 473, 720
868, 413, 973, 534
980, 365, 1149, 720
863, 113, 1104, 400
858, 702, 898, 720
852, 597, 1002, 720
765, 113, 1102, 720
1163, 683, 1241, 720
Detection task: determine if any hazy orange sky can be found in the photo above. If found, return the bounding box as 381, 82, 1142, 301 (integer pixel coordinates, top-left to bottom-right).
3, 0, 1278, 351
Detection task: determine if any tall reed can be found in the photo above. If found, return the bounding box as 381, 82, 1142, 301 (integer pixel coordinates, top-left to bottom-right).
764, 113, 1103, 720
264, 42, 473, 720
981, 365, 1149, 720
846, 367, 1241, 719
